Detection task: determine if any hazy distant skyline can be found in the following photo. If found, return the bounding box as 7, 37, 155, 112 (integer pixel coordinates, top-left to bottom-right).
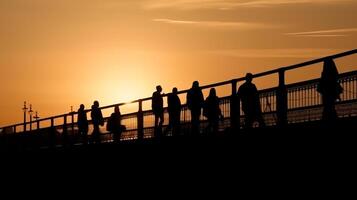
1, 0, 356, 126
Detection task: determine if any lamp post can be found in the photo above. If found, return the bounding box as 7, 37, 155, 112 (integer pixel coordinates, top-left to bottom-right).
28, 104, 34, 131
34, 111, 40, 130
22, 101, 28, 132
34, 112, 40, 121
70, 106, 75, 134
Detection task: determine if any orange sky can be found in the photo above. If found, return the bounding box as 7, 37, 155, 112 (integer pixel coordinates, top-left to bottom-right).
1, 0, 356, 126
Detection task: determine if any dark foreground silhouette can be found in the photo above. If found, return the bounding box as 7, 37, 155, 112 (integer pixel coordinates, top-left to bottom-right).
1, 116, 355, 153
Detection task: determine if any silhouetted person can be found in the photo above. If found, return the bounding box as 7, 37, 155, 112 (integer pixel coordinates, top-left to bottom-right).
91, 101, 104, 144
203, 88, 223, 135
187, 81, 204, 135
317, 59, 343, 124
152, 85, 164, 137
77, 104, 88, 145
107, 106, 123, 143
238, 73, 265, 128
167, 87, 182, 136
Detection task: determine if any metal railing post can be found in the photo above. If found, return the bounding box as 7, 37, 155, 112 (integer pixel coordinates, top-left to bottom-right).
63, 115, 68, 146
137, 100, 144, 140
230, 80, 240, 132
50, 118, 55, 148
71, 112, 75, 135
277, 69, 288, 127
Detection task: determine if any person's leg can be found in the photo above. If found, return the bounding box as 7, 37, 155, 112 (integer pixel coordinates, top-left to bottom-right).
324, 97, 337, 123
159, 112, 164, 127
154, 114, 159, 129
92, 124, 98, 144
168, 113, 173, 129
174, 112, 181, 136
83, 128, 88, 145
93, 124, 101, 144
84, 126, 88, 143
244, 115, 253, 129
191, 110, 200, 135
213, 118, 219, 134
207, 118, 218, 136
113, 130, 121, 143
154, 113, 162, 138
257, 114, 266, 127
190, 110, 195, 134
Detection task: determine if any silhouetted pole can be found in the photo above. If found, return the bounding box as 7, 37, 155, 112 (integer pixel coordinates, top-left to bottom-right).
50, 117, 55, 148
230, 80, 240, 132
70, 106, 75, 135
22, 101, 28, 132
137, 100, 144, 140
34, 112, 40, 130
29, 104, 33, 131
63, 114, 68, 146
277, 69, 288, 127
63, 115, 68, 135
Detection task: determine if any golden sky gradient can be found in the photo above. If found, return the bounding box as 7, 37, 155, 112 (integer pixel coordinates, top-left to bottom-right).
1, 0, 356, 126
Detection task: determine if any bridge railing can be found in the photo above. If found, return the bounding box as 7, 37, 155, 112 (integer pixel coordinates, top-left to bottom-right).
0, 49, 356, 147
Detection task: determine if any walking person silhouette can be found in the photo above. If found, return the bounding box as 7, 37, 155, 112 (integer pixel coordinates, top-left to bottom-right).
203, 88, 223, 135
187, 81, 204, 135
238, 73, 265, 128
152, 85, 164, 137
317, 58, 343, 124
91, 101, 104, 144
107, 105, 123, 143
167, 87, 182, 136
77, 104, 88, 145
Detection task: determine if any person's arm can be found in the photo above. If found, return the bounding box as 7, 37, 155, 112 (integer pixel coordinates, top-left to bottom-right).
186, 91, 191, 109
237, 86, 242, 101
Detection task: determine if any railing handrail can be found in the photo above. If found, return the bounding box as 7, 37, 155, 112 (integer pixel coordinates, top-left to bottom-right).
1, 49, 356, 129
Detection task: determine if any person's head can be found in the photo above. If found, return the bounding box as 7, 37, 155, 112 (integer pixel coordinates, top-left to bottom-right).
156, 85, 162, 93
192, 81, 199, 89
245, 73, 253, 83
209, 88, 217, 97
114, 105, 120, 114
322, 58, 339, 78
80, 104, 85, 110
93, 101, 99, 108
172, 87, 178, 94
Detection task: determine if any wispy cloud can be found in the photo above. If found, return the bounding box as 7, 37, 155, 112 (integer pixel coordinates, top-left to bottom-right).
153, 18, 274, 29
144, 0, 354, 10
286, 28, 357, 37
208, 48, 347, 58
229, 0, 354, 8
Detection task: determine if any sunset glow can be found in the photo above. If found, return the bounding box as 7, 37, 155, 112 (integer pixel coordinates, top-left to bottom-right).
0, 0, 356, 126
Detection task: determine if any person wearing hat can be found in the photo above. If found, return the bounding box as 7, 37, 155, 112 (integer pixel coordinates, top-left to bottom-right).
238, 73, 265, 128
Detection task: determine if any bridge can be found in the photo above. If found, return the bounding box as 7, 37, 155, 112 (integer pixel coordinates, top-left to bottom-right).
0, 49, 356, 152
